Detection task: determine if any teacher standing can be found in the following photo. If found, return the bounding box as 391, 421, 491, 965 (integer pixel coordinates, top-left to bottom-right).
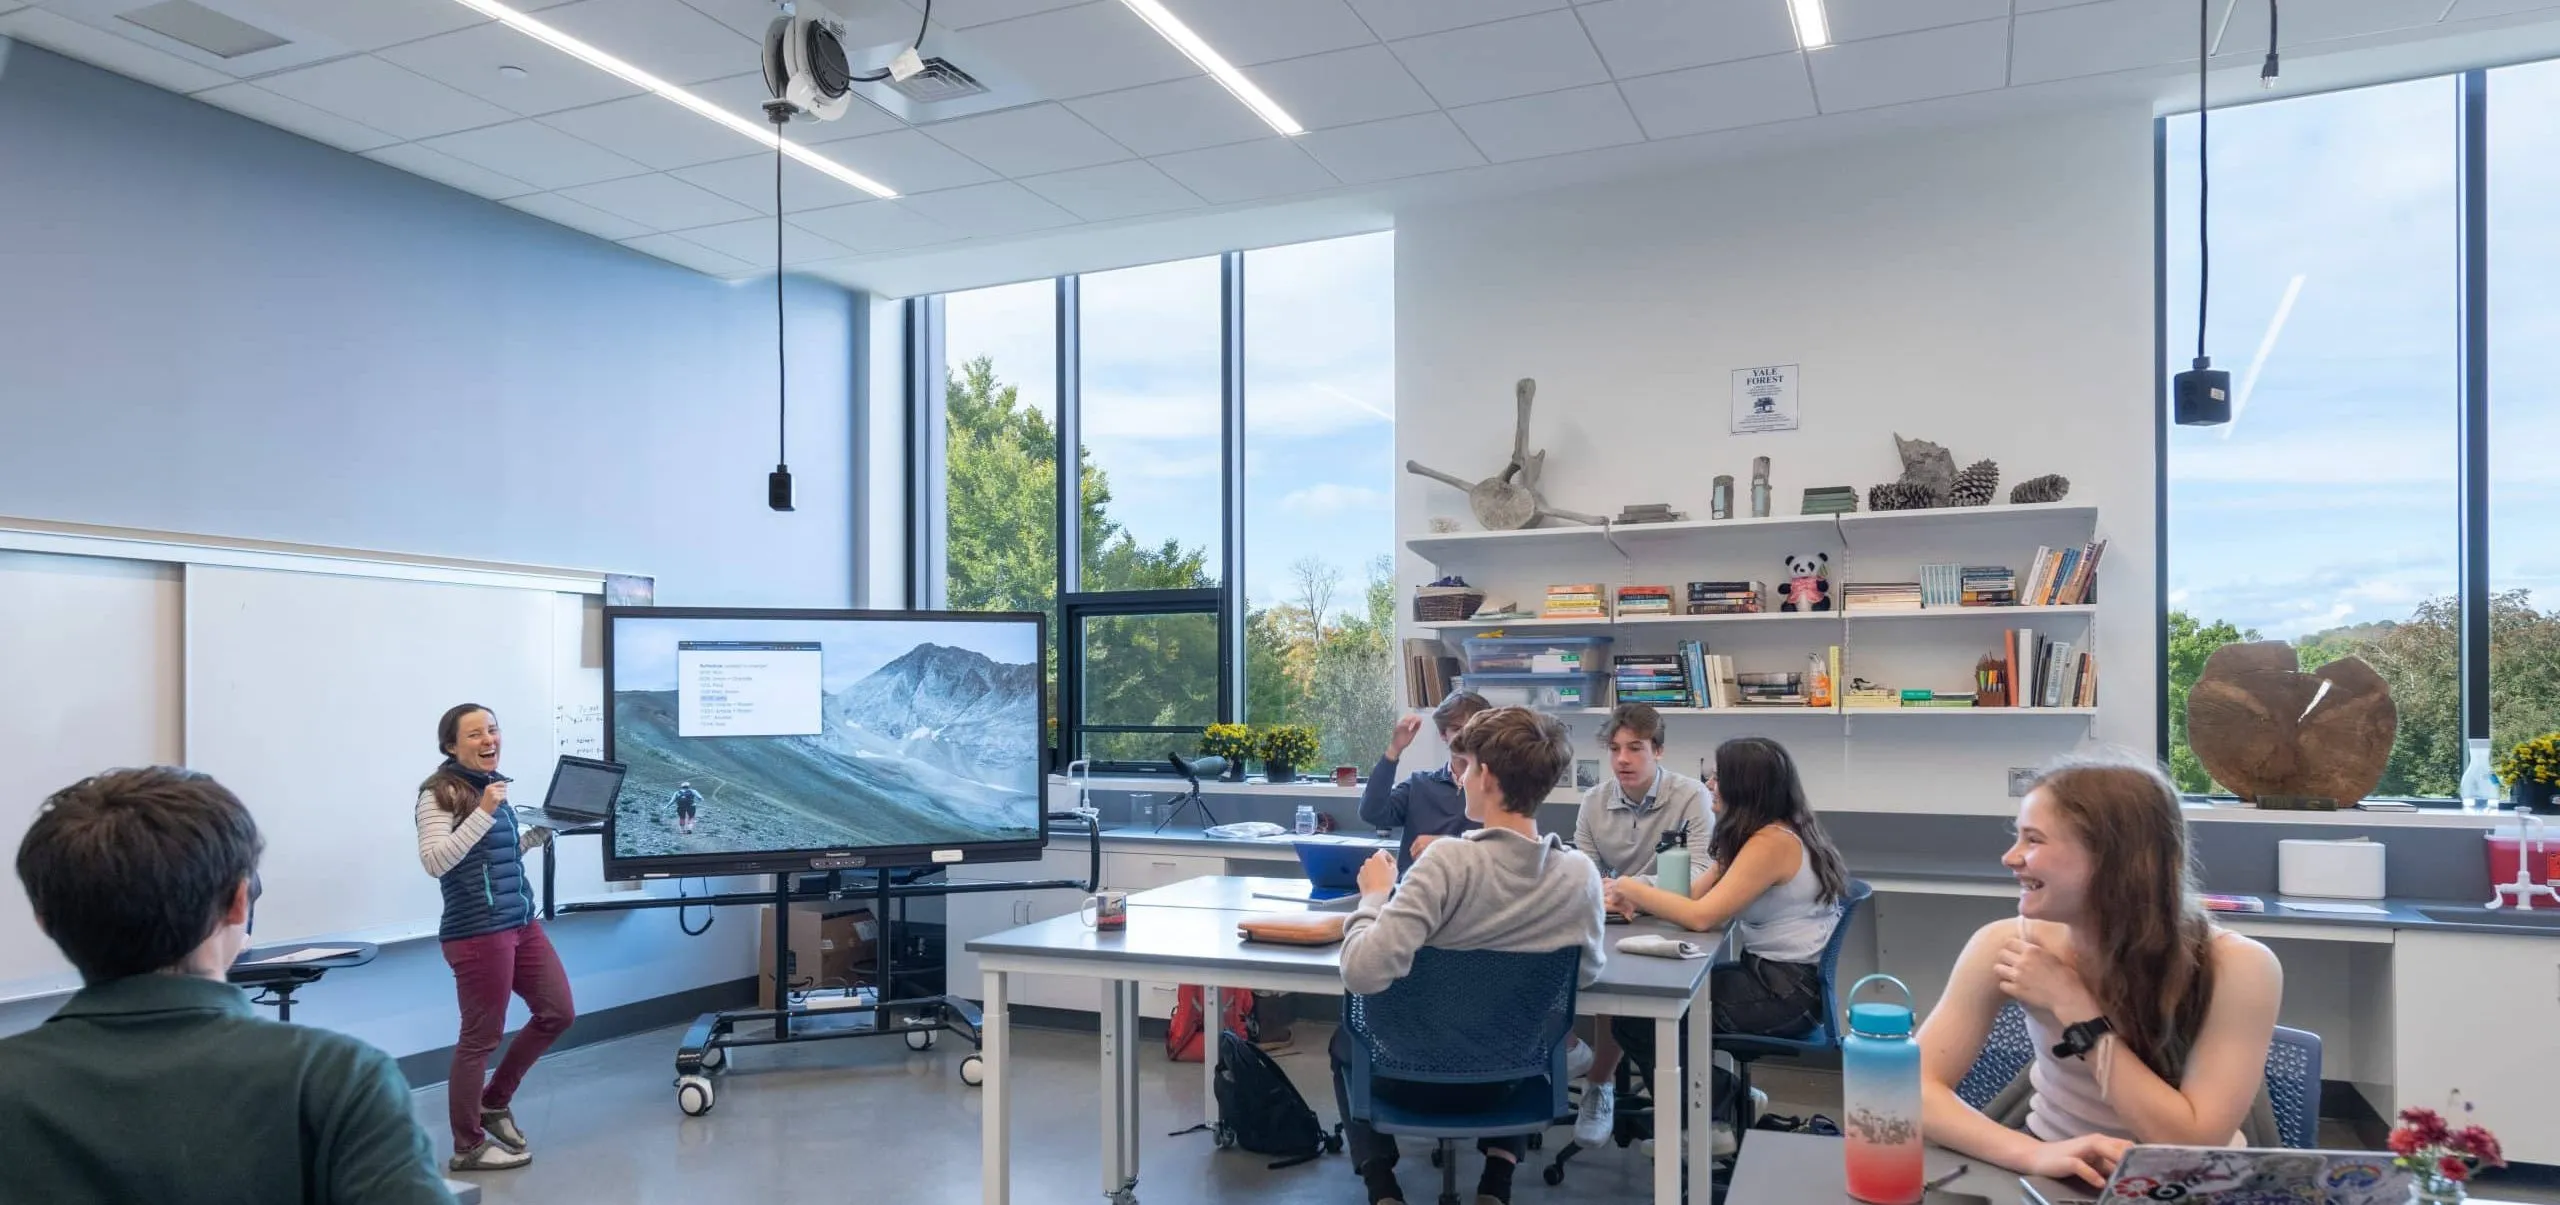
416, 703, 575, 1172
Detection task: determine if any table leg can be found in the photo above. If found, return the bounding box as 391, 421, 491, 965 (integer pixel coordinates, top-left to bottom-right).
1687, 971, 1714, 1186
982, 969, 1011, 1205
1201, 984, 1220, 1123
1102, 979, 1140, 1203
1654, 1015, 1681, 1205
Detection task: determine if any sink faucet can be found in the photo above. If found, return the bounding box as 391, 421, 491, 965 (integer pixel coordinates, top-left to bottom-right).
2490, 807, 2559, 911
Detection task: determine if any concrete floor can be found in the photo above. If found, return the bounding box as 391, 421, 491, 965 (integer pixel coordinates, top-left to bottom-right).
423, 1020, 2560, 1205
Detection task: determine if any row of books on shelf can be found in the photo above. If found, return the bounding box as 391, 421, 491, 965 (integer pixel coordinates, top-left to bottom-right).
1546, 582, 1772, 618
1973, 627, 2099, 708
1409, 634, 2096, 711
1531, 557, 2104, 619
2023, 541, 2106, 606
1611, 642, 1836, 710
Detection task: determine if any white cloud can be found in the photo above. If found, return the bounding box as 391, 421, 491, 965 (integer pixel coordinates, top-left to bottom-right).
1281, 483, 1389, 517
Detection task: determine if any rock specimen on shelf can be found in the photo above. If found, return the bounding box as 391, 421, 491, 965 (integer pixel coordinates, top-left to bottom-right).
1893, 434, 1957, 501
1867, 481, 1935, 511
1403, 378, 1605, 530
2010, 474, 2071, 504
1948, 459, 1999, 507
2186, 642, 2398, 806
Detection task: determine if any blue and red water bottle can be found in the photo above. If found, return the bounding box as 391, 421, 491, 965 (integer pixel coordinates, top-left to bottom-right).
1842, 974, 1923, 1204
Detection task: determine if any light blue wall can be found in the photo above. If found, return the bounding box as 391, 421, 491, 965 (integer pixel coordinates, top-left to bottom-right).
0, 42, 867, 1056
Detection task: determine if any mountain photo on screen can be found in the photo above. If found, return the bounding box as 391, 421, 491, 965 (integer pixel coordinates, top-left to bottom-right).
608, 615, 1042, 861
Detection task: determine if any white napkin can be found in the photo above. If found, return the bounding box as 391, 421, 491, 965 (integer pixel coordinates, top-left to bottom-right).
1616, 934, 1710, 960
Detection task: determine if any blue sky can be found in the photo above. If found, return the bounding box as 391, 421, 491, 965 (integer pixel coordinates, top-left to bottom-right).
613, 616, 1039, 693
2163, 60, 2560, 640
941, 232, 1395, 617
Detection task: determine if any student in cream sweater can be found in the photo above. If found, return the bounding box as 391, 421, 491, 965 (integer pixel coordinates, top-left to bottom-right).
1333, 707, 1606, 1205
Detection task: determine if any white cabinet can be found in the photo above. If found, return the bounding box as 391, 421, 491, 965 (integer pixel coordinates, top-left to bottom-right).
1103, 850, 1225, 893
945, 845, 1100, 1015
2392, 930, 2560, 1164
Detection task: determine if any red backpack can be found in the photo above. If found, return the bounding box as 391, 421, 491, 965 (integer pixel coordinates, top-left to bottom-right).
1166, 985, 1256, 1063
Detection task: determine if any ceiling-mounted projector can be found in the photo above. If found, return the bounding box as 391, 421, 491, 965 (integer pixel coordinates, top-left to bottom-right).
764, 3, 858, 121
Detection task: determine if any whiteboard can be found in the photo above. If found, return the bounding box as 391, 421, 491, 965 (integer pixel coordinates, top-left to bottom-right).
0, 552, 185, 998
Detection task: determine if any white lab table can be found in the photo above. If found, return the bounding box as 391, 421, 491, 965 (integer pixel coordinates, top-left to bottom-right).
966, 876, 1722, 1205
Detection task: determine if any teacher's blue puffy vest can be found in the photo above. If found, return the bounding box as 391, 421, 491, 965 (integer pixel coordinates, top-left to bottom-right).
439, 804, 534, 942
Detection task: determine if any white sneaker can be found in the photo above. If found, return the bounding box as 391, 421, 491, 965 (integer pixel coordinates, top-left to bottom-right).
450, 1140, 531, 1172
1746, 1087, 1769, 1126
1565, 1037, 1595, 1083
1714, 1122, 1739, 1158
1572, 1080, 1615, 1145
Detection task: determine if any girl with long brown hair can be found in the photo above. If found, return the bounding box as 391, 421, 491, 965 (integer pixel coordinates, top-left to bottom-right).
1919, 759, 2283, 1184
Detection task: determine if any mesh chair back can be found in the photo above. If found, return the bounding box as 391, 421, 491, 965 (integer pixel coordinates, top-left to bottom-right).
2266, 1026, 2322, 1149
1955, 1001, 2036, 1110
1803, 880, 1874, 1045
1344, 946, 1581, 1085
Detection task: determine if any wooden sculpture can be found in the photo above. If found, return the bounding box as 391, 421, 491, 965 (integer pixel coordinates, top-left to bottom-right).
1405, 378, 1604, 530
2186, 641, 2398, 805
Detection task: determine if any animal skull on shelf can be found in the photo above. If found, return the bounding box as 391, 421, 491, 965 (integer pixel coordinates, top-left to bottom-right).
1404, 378, 1604, 531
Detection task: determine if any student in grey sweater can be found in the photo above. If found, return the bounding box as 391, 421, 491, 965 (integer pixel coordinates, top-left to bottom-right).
1359, 691, 1492, 867
1333, 707, 1605, 1205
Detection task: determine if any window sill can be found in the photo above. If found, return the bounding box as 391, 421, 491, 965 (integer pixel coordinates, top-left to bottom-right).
2178, 802, 2517, 828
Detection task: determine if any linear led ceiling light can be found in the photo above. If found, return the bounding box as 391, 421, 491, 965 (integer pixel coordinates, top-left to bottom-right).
448, 0, 897, 198
1115, 0, 1302, 136
1787, 0, 1831, 49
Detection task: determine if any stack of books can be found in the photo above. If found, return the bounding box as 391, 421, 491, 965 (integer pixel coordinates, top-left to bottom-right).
1845, 684, 1901, 709
1543, 583, 1608, 619
1735, 671, 1806, 707
1901, 691, 1978, 709
1403, 638, 1462, 707
1994, 628, 2101, 708
1843, 582, 1923, 612
1686, 581, 1766, 615
2022, 541, 2107, 606
1612, 654, 1695, 708
1615, 585, 1675, 617
1961, 566, 2018, 607
1801, 486, 1859, 515
1920, 564, 1962, 608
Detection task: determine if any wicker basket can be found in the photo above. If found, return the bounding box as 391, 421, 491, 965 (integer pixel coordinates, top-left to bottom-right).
1414, 586, 1485, 623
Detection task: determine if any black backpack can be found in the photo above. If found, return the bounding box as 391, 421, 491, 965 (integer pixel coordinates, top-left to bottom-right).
1203, 1030, 1342, 1169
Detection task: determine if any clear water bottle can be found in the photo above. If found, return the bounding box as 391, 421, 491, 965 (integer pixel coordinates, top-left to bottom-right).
1294, 804, 1317, 835
2461, 738, 2498, 814
1842, 974, 1923, 1205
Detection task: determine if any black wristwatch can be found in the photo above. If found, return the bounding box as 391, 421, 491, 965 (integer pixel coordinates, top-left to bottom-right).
2052, 1016, 2112, 1060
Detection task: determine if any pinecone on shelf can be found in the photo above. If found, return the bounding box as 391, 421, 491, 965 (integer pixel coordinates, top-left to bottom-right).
1867, 481, 1936, 511
1948, 459, 1999, 507
2010, 474, 2071, 505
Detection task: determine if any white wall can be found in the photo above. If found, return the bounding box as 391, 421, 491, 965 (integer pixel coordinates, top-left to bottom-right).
1395, 105, 2157, 814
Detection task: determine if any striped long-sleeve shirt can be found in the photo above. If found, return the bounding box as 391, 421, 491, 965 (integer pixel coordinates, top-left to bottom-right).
413, 792, 547, 878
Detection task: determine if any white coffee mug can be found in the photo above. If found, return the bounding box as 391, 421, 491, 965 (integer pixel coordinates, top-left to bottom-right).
1080, 889, 1129, 930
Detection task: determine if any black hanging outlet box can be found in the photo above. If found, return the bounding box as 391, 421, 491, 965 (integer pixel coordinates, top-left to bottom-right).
2173, 358, 2231, 426
768, 466, 795, 511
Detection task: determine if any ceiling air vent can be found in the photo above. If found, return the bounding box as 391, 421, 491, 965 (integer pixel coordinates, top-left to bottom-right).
884, 57, 989, 105
118, 0, 288, 58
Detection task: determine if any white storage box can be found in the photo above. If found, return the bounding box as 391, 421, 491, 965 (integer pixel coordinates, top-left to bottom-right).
2277, 838, 2387, 900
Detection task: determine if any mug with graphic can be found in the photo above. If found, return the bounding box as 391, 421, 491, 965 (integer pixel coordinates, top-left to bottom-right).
1080, 889, 1130, 930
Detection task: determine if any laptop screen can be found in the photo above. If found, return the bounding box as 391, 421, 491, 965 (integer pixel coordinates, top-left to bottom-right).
541, 757, 625, 822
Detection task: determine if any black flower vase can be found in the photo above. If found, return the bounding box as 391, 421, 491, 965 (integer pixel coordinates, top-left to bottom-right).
2514, 779, 2558, 814
1265, 760, 1298, 785
1222, 759, 1245, 783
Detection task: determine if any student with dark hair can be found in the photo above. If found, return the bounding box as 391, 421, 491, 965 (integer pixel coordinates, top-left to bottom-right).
1333, 707, 1606, 1205
416, 702, 575, 1171
0, 767, 452, 1204
1361, 690, 1495, 866
1919, 759, 2283, 1184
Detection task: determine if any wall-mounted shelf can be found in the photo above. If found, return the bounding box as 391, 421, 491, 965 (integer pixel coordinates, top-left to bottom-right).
1841, 605, 2097, 621
1418, 611, 1836, 632
1570, 706, 1846, 717
1405, 501, 2099, 562
1845, 707, 2098, 718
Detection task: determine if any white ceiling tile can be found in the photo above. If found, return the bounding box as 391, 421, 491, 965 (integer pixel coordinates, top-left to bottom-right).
534, 0, 757, 85
504, 190, 653, 240
217, 0, 487, 51
678, 72, 903, 140
0, 8, 234, 92
671, 152, 883, 214
1575, 0, 1798, 78
1343, 0, 1566, 41
540, 94, 752, 169
1019, 159, 1205, 220
1826, 0, 2011, 43
2446, 0, 2560, 18
363, 142, 540, 200
1617, 50, 1814, 139
1387, 9, 1610, 108
2009, 0, 2196, 85
807, 128, 998, 194
922, 103, 1133, 176
256, 55, 517, 140
0, 2, 27, 13
378, 21, 642, 116
678, 0, 927, 42
665, 217, 852, 266
1249, 43, 1438, 129
1295, 111, 1483, 183
789, 200, 959, 252
420, 120, 652, 190
1446, 82, 1640, 162
959, 2, 1202, 99
1153, 0, 1376, 66
1150, 136, 1338, 203
193, 82, 399, 152
924, 0, 1085, 27
2216, 0, 2448, 49
895, 181, 1078, 237
561, 172, 762, 227
2014, 0, 2106, 9
620, 232, 758, 274
1806, 17, 2006, 111
1067, 76, 1270, 154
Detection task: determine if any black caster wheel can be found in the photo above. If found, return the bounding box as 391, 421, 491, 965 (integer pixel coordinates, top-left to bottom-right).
1543, 1164, 1566, 1187
1527, 1133, 1543, 1150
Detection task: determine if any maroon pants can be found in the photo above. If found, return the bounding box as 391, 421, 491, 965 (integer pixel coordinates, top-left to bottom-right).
442, 921, 575, 1151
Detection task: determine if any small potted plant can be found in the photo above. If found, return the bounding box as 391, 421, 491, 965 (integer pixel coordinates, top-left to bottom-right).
2391, 1106, 2502, 1205
1200, 723, 1254, 781
2496, 734, 2560, 812
1258, 724, 1319, 785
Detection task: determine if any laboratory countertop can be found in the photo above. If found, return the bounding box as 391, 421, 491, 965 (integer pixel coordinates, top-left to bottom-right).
1084, 825, 1392, 858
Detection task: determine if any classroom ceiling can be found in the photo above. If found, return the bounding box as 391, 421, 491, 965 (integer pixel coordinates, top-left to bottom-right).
8, 0, 2560, 294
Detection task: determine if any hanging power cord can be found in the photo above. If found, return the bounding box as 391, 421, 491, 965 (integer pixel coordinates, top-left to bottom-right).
846, 0, 932, 83
2197, 0, 2209, 370
678, 877, 714, 937
765, 101, 795, 511
2261, 0, 2280, 88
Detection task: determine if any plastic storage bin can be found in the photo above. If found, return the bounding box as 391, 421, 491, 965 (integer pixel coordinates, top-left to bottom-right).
1461, 635, 1612, 675
1462, 671, 1607, 711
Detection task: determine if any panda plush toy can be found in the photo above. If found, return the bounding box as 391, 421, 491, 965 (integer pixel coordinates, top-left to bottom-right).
1778, 552, 1831, 612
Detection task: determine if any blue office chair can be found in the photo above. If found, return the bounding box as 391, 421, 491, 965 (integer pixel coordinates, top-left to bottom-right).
1341, 946, 1582, 1205
1713, 878, 1877, 1100
1958, 1002, 2325, 1149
